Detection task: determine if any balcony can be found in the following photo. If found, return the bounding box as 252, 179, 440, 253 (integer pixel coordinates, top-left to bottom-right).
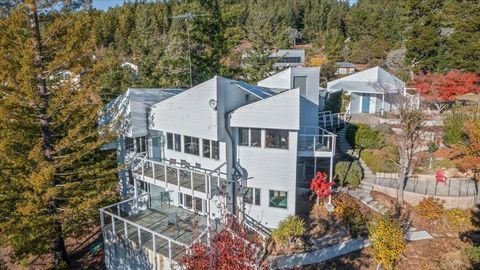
318, 111, 350, 130
100, 193, 210, 269
132, 157, 227, 199
297, 126, 336, 158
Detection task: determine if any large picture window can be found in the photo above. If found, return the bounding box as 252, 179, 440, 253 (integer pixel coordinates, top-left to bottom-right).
135, 136, 147, 153
265, 129, 289, 149
184, 135, 199, 155
269, 190, 287, 209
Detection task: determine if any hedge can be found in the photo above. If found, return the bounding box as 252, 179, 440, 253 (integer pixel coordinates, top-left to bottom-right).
360, 147, 399, 173
335, 160, 363, 188
346, 123, 385, 149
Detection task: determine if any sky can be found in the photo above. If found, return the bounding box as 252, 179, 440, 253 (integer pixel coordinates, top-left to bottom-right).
92, 0, 357, 11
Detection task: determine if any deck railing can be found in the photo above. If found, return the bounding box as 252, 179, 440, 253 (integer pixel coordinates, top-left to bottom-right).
298, 126, 336, 155
319, 111, 350, 130
100, 193, 209, 268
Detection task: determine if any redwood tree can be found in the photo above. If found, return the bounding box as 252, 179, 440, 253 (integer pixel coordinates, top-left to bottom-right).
411, 70, 480, 112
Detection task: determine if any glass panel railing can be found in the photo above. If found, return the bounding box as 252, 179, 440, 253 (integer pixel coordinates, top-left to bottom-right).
179, 169, 192, 189
193, 173, 206, 193
167, 167, 178, 185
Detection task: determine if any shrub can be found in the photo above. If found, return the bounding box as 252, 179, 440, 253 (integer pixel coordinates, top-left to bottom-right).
360, 147, 399, 173
325, 91, 342, 113
271, 216, 306, 245
445, 208, 471, 228
333, 192, 367, 237
368, 214, 406, 269
335, 160, 363, 188
416, 197, 444, 220
443, 110, 467, 146
465, 247, 480, 264
346, 123, 385, 149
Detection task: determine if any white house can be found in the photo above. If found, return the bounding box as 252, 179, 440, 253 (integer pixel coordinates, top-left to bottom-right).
334, 62, 356, 75
326, 66, 405, 114
99, 67, 336, 269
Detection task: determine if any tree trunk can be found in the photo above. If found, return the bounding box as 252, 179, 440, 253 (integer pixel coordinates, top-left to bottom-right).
31, 4, 69, 268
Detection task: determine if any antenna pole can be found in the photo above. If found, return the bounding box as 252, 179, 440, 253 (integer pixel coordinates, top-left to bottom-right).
186, 18, 193, 87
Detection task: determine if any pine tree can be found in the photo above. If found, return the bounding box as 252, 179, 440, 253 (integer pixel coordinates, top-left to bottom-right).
0, 1, 117, 267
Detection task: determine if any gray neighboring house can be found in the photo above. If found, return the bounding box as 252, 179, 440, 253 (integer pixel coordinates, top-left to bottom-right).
269, 49, 305, 68
326, 66, 406, 114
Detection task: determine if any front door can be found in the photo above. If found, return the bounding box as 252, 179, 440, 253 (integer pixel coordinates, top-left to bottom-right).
362, 94, 370, 113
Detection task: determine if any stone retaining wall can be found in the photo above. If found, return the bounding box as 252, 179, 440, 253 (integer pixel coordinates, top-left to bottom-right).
372, 184, 477, 209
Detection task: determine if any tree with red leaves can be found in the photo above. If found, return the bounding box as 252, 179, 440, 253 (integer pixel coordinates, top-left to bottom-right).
310, 172, 335, 204
181, 218, 259, 270
411, 70, 480, 113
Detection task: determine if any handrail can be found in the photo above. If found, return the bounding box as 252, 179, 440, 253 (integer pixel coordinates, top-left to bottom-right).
136, 156, 227, 177
207, 162, 227, 176
99, 193, 149, 211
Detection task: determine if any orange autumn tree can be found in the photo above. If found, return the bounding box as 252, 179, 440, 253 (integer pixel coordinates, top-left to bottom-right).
181, 216, 259, 270
411, 70, 480, 113
453, 120, 480, 200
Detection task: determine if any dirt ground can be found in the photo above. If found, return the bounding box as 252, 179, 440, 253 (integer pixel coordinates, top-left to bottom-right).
1, 225, 105, 270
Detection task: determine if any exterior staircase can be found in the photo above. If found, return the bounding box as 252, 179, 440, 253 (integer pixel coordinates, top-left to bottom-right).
336, 127, 389, 214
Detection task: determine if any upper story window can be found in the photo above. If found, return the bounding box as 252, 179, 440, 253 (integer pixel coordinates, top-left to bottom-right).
293, 76, 307, 97
125, 137, 134, 152
135, 136, 147, 153
174, 134, 181, 152
166, 132, 182, 152
239, 128, 261, 147
167, 133, 173, 150
265, 129, 289, 149
212, 141, 219, 160
184, 135, 200, 155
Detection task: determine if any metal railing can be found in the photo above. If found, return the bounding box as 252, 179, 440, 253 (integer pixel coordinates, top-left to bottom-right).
298, 126, 336, 155
372, 174, 478, 197
319, 111, 350, 130
100, 193, 210, 268
134, 157, 227, 196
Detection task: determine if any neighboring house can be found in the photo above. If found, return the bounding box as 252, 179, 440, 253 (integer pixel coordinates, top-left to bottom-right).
50, 70, 81, 86
99, 67, 336, 269
326, 66, 406, 114
269, 49, 305, 68
335, 62, 356, 75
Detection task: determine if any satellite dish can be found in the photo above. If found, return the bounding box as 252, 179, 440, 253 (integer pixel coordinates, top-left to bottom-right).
209, 99, 217, 110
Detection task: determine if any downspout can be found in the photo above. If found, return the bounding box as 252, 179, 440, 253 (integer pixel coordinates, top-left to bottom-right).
224, 111, 244, 216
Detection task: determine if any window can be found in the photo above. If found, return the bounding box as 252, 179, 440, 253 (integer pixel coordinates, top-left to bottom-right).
185, 194, 193, 209
269, 190, 287, 209
174, 134, 181, 152
125, 137, 134, 152
239, 128, 261, 147
250, 129, 261, 147
239, 128, 249, 146
212, 141, 219, 160
179, 193, 183, 205
265, 129, 289, 149
293, 76, 307, 96
244, 187, 261, 206
244, 188, 253, 204
184, 136, 199, 155
135, 136, 147, 153
202, 139, 211, 158
195, 197, 203, 213
167, 133, 173, 150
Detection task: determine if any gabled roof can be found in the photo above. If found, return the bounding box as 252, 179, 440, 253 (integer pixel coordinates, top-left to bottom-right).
326, 66, 405, 94
269, 49, 305, 59
101, 88, 182, 137
335, 62, 356, 68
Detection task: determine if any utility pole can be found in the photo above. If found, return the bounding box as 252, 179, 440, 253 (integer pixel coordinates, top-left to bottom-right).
169, 13, 205, 87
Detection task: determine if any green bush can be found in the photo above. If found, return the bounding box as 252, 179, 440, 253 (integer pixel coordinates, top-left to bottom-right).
443, 111, 467, 146
346, 123, 385, 149
271, 215, 306, 245
335, 160, 363, 188
465, 246, 480, 263
360, 147, 399, 173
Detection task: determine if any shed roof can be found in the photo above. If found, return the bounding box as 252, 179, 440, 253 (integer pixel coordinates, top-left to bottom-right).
335, 62, 356, 68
